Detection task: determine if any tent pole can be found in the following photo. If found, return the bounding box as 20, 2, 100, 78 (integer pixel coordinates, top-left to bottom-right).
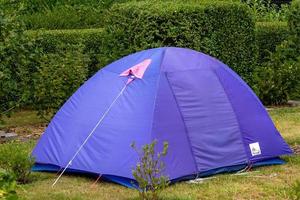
52, 83, 128, 187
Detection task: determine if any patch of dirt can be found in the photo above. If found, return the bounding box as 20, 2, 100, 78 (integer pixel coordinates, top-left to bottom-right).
291, 144, 300, 155
266, 100, 300, 111
6, 124, 46, 142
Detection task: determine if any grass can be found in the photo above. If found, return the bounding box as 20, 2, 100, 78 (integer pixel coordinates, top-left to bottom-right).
0, 110, 46, 129
269, 107, 300, 145
0, 107, 299, 200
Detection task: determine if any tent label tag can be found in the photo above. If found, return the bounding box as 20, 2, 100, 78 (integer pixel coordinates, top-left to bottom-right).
249, 142, 261, 156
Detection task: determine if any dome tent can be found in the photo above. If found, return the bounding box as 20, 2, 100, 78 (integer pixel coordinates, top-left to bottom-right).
32, 47, 292, 188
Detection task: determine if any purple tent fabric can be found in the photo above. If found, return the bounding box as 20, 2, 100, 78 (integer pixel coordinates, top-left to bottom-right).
32, 47, 292, 187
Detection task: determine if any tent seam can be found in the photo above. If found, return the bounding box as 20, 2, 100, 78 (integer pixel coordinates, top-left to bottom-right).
164, 74, 199, 174
149, 48, 167, 143
211, 68, 249, 163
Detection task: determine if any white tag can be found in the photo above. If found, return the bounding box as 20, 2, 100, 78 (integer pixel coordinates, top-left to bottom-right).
249, 142, 261, 156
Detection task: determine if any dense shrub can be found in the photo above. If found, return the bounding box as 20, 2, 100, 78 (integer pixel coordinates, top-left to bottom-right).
1, 28, 98, 119
255, 21, 289, 63
0, 141, 35, 184
1, 0, 297, 109
27, 28, 104, 48
14, 0, 128, 14
23, 5, 103, 30
33, 44, 89, 118
26, 28, 105, 75
287, 0, 300, 100
254, 53, 300, 105
104, 1, 257, 84
0, 0, 133, 29
0, 171, 18, 199
288, 0, 300, 52
1, 13, 94, 119
0, 8, 41, 122
18, 0, 119, 14
254, 0, 300, 105
244, 0, 290, 22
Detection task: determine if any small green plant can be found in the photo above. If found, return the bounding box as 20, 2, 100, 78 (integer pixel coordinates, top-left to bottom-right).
0, 170, 18, 200
0, 141, 35, 184
131, 140, 169, 200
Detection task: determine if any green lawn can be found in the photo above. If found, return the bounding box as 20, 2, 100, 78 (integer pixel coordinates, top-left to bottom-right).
1, 107, 300, 200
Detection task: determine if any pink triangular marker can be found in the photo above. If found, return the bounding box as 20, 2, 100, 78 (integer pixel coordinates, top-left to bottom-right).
120, 59, 152, 79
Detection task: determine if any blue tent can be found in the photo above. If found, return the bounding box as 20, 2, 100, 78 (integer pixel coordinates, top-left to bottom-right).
32, 47, 292, 188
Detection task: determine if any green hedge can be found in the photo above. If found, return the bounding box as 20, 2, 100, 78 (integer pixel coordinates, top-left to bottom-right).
0, 29, 104, 119
288, 0, 300, 100
2, 0, 298, 118
23, 5, 104, 30
103, 1, 257, 84
26, 28, 104, 51
0, 0, 132, 29
26, 28, 105, 75
9, 0, 241, 30
253, 0, 300, 105
26, 1, 258, 84
33, 46, 89, 118
288, 0, 300, 52
255, 21, 289, 64
0, 9, 39, 119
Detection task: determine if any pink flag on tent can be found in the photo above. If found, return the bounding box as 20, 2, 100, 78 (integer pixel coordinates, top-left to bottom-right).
120, 59, 152, 84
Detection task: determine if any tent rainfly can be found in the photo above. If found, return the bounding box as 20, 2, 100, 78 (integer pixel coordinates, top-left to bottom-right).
32, 47, 292, 188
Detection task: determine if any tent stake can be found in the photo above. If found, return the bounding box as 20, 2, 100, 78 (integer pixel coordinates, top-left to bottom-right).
91, 174, 102, 188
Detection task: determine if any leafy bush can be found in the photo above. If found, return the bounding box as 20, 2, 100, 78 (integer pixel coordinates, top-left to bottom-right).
290, 84, 300, 100
33, 44, 89, 119
254, 53, 300, 105
0, 0, 133, 29
255, 21, 289, 64
288, 0, 300, 52
0, 142, 35, 184
2, 0, 129, 14
244, 0, 290, 22
104, 1, 257, 84
0, 171, 18, 200
26, 28, 104, 48
254, 0, 300, 105
287, 0, 300, 99
23, 5, 104, 29
26, 28, 105, 75
131, 140, 169, 200
1, 27, 93, 119
0, 8, 41, 122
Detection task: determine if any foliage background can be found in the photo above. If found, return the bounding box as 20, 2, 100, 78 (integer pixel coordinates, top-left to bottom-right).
0, 0, 299, 119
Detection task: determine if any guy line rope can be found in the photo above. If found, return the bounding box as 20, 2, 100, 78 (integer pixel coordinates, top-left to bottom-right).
52, 81, 129, 187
